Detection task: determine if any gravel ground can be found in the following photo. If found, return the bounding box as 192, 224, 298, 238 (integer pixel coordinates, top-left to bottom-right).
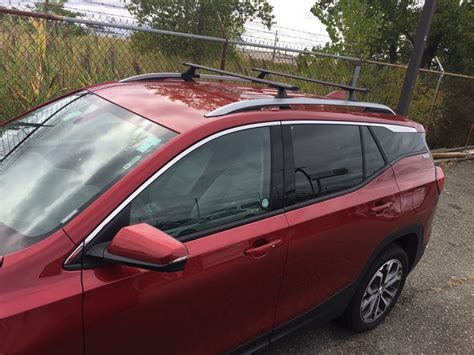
258, 160, 474, 354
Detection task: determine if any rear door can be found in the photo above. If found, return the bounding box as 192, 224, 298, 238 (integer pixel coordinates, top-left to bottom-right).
370, 126, 436, 245
81, 124, 289, 354
274, 122, 403, 327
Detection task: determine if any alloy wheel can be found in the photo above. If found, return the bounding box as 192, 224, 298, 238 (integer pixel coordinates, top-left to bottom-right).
360, 259, 403, 322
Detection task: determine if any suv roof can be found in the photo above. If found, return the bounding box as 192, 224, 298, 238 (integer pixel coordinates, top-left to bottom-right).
88, 79, 423, 134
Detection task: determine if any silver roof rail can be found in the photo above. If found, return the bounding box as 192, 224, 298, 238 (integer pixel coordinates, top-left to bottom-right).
119, 72, 252, 83
205, 98, 396, 117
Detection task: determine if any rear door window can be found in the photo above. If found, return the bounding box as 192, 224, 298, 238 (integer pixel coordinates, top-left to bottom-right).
289, 124, 363, 204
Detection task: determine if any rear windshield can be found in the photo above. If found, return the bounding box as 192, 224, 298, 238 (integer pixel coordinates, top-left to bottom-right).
0, 93, 176, 255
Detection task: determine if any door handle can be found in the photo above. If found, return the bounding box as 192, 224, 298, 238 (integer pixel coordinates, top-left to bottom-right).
245, 239, 282, 257
371, 202, 393, 214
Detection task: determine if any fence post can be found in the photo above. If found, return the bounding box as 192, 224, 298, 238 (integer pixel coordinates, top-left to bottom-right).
426, 57, 445, 132
217, 13, 228, 71
272, 30, 278, 62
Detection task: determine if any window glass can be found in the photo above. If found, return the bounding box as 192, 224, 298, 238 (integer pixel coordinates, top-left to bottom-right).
371, 127, 427, 162
291, 124, 363, 203
130, 127, 272, 239
0, 93, 176, 255
362, 126, 385, 178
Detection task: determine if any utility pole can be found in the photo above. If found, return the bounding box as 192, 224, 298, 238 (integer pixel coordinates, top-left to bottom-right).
396, 0, 437, 116
217, 13, 228, 71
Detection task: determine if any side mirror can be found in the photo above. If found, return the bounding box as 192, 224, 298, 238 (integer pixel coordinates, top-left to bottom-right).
86, 224, 188, 272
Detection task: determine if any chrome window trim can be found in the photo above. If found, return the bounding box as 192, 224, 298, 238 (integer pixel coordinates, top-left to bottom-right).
282, 120, 417, 133
64, 121, 280, 265
64, 119, 415, 265
205, 98, 396, 117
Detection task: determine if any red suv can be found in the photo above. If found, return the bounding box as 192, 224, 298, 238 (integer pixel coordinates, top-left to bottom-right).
0, 64, 444, 354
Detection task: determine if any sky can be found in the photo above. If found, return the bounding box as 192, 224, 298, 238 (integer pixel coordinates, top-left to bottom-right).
268, 0, 326, 36
1, 0, 330, 47
244, 0, 330, 48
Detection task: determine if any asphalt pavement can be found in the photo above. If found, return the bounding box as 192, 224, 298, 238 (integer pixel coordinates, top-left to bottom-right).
258, 160, 474, 354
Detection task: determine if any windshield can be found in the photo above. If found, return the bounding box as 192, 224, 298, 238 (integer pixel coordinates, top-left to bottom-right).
0, 93, 176, 255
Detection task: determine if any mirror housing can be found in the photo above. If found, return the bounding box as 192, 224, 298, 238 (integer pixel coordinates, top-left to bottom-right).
86, 224, 188, 272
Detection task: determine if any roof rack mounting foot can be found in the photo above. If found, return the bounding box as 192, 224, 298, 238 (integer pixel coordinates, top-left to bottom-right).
276, 87, 288, 98
181, 65, 198, 81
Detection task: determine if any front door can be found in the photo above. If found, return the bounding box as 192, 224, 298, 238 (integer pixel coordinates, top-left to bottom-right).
81, 125, 289, 354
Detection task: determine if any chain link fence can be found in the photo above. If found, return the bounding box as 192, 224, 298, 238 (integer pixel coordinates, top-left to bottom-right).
1, 4, 473, 148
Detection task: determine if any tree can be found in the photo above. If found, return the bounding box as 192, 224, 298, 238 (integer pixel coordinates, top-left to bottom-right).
127, 0, 275, 60
309, 0, 473, 148
310, 0, 473, 70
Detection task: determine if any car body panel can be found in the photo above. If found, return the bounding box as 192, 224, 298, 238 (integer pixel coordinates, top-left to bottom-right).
81, 214, 289, 354
0, 229, 82, 355
390, 153, 439, 245
274, 166, 403, 326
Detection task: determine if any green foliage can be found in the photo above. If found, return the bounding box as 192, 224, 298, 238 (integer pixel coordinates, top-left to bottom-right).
423, 0, 474, 73
127, 0, 275, 60
311, 0, 473, 70
309, 0, 474, 148
311, 0, 419, 63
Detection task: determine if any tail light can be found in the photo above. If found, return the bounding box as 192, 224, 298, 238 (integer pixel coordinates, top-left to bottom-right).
435, 166, 445, 194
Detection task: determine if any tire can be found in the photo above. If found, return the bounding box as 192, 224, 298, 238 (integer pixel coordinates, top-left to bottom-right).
343, 244, 408, 332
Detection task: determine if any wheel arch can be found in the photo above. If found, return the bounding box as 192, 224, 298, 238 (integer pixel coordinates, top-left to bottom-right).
393, 232, 420, 271
360, 224, 424, 283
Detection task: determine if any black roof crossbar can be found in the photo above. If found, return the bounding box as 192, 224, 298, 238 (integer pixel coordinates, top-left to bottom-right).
183, 63, 299, 98
251, 67, 368, 101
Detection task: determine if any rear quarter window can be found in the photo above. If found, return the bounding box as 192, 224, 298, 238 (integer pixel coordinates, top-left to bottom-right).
371, 126, 427, 162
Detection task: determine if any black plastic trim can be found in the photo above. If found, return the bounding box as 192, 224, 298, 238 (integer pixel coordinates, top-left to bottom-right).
86, 242, 188, 272
359, 126, 367, 180
269, 125, 285, 211
271, 283, 356, 344
367, 126, 389, 164
228, 333, 271, 355
281, 123, 296, 207
229, 283, 356, 354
